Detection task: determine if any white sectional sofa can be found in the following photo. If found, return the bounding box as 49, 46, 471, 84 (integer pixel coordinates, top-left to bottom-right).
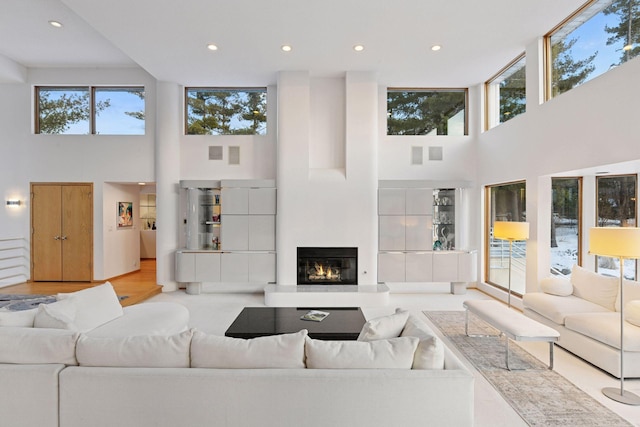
0, 286, 474, 427
523, 265, 640, 378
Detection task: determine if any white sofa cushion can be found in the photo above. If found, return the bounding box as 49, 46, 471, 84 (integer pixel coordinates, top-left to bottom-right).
76, 329, 193, 368
540, 276, 573, 296
400, 315, 445, 370
0, 327, 79, 365
305, 336, 418, 369
0, 308, 37, 327
522, 292, 610, 325
571, 264, 618, 311
615, 279, 640, 312
87, 302, 189, 338
565, 312, 640, 352
34, 298, 77, 330
357, 309, 410, 341
625, 300, 640, 327
57, 282, 123, 332
191, 329, 307, 369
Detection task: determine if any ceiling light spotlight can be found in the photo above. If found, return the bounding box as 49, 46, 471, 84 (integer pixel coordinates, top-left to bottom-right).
281, 45, 292, 52
623, 44, 634, 51
431, 45, 442, 51
48, 20, 63, 28
206, 44, 218, 51
353, 44, 365, 52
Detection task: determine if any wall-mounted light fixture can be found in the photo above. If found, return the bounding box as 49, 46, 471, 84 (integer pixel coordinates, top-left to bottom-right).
6, 200, 21, 206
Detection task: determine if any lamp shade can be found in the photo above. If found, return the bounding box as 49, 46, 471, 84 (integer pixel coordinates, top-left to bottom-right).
493, 221, 529, 241
589, 227, 640, 259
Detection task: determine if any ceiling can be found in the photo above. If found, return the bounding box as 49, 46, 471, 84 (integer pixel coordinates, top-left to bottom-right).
0, 0, 587, 86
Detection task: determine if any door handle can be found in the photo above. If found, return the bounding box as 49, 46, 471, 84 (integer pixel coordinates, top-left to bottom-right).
54, 236, 60, 240
61, 236, 67, 240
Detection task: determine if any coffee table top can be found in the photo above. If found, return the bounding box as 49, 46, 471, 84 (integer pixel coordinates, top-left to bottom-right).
225, 307, 366, 340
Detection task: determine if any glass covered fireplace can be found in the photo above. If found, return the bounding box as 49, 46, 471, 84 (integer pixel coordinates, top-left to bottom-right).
297, 247, 358, 285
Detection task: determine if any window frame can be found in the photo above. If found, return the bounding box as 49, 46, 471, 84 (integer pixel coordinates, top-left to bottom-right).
386, 88, 469, 136
484, 53, 526, 131
184, 87, 268, 136
34, 85, 145, 135
550, 176, 583, 275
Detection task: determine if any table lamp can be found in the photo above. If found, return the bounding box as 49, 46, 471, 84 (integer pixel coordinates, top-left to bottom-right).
493, 221, 529, 308
589, 226, 640, 405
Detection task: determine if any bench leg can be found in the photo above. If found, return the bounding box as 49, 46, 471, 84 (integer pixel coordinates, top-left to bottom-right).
549, 342, 554, 370
465, 309, 500, 338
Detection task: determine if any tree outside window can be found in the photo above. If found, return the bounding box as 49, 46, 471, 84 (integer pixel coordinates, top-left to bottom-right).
387, 89, 467, 136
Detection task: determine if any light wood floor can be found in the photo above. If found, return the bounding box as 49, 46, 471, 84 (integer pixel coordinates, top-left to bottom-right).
1, 259, 162, 306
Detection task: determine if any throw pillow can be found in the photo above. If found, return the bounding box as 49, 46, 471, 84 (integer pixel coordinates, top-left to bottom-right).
357, 309, 410, 341
625, 300, 640, 327
571, 264, 618, 311
540, 276, 573, 297
0, 327, 79, 365
305, 336, 418, 369
57, 282, 124, 332
0, 308, 37, 327
76, 329, 193, 368
400, 315, 445, 369
191, 329, 307, 369
34, 298, 77, 330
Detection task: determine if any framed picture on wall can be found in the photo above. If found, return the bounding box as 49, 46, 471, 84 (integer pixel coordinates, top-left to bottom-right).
118, 201, 133, 228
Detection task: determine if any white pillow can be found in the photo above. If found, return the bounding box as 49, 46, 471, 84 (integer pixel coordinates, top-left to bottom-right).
0, 308, 37, 327
357, 309, 410, 341
615, 280, 640, 312
0, 327, 79, 365
191, 329, 307, 369
400, 315, 445, 370
571, 264, 619, 311
305, 336, 418, 369
76, 329, 193, 368
34, 298, 77, 330
625, 301, 640, 327
57, 282, 123, 332
540, 276, 573, 297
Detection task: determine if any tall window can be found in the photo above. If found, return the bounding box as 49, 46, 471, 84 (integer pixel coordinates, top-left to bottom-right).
185, 88, 267, 135
387, 89, 468, 136
596, 174, 638, 279
546, 0, 640, 99
551, 178, 582, 275
485, 54, 526, 130
35, 86, 145, 135
486, 181, 527, 295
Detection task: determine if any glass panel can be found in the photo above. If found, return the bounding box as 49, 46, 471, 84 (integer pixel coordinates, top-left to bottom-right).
37, 87, 90, 134
486, 55, 526, 129
551, 178, 581, 276
186, 88, 267, 135
549, 0, 640, 98
596, 174, 637, 279
94, 88, 145, 135
487, 182, 527, 295
387, 90, 467, 135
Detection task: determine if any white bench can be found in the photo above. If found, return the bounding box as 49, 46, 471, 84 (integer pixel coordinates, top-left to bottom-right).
463, 300, 560, 370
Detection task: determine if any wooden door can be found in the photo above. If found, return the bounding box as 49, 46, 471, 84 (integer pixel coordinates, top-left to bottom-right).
32, 185, 63, 281
31, 183, 93, 282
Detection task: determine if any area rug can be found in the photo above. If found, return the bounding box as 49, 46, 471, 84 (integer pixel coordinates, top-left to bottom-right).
0, 294, 129, 311
423, 310, 632, 427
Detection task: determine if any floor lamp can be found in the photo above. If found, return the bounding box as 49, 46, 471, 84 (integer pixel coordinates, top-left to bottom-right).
493, 221, 529, 308
589, 226, 640, 405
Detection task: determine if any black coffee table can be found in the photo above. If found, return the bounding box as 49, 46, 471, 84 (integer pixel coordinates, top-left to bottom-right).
225, 307, 366, 341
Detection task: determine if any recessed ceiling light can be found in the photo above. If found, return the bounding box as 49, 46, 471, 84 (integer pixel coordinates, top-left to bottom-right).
48, 20, 63, 28
431, 45, 442, 51
206, 44, 218, 51
353, 44, 365, 52
281, 45, 292, 52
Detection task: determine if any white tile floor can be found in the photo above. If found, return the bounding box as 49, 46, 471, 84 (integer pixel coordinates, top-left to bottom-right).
148, 286, 640, 426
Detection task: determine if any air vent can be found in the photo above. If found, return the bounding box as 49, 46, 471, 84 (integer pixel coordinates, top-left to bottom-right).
229, 146, 240, 165
411, 146, 423, 165
429, 146, 443, 161
209, 146, 223, 160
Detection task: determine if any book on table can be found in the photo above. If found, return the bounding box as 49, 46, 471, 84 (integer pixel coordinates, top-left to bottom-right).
300, 310, 330, 322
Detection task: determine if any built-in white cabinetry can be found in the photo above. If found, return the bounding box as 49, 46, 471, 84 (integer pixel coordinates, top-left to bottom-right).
176, 180, 276, 294
377, 181, 475, 294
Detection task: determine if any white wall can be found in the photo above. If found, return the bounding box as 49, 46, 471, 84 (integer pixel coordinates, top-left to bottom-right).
102, 183, 141, 278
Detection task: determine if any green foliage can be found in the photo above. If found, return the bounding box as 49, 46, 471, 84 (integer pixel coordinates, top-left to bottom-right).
550, 38, 597, 97
498, 64, 526, 124
38, 90, 110, 134
597, 175, 637, 226
387, 91, 465, 135
186, 89, 267, 135
604, 0, 640, 64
